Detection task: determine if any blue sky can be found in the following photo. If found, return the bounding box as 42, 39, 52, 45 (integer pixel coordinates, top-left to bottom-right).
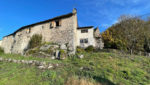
0, 0, 150, 40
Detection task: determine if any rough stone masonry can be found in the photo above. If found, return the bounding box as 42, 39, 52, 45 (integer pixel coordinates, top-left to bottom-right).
0, 8, 104, 55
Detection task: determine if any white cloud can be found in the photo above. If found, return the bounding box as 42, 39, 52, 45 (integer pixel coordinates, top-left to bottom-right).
77, 0, 150, 30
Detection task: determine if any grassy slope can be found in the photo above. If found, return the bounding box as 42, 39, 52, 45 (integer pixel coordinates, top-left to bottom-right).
0, 52, 150, 85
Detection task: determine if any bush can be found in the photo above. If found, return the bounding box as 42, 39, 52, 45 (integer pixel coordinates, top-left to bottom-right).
65, 76, 101, 85
85, 46, 94, 52
29, 34, 42, 49
26, 48, 39, 55
0, 47, 4, 53
76, 46, 85, 53
60, 49, 67, 59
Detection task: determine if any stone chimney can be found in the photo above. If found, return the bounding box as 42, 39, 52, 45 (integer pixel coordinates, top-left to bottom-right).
72, 8, 77, 14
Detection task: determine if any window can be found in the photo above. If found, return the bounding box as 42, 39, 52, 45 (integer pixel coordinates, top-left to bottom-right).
80, 38, 88, 43
50, 22, 54, 28
81, 29, 88, 33
56, 21, 59, 27
50, 20, 61, 28
55, 20, 61, 27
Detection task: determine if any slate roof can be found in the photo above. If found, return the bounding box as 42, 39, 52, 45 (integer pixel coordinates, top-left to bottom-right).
77, 26, 94, 29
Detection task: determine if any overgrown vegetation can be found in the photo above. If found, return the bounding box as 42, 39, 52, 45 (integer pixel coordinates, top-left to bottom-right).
0, 51, 150, 85
102, 15, 150, 55
29, 34, 42, 49
85, 45, 94, 52
0, 47, 4, 53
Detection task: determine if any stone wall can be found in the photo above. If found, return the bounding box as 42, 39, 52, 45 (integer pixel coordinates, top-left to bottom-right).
0, 57, 59, 70
94, 27, 104, 49
1, 11, 78, 54
1, 35, 14, 53
0, 40, 2, 47
77, 28, 96, 48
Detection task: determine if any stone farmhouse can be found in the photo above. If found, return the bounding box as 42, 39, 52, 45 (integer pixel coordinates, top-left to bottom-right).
0, 8, 103, 55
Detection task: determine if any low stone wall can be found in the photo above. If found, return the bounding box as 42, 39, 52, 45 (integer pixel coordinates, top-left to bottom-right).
0, 57, 59, 69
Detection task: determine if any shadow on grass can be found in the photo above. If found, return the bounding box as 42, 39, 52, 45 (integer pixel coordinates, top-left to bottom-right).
93, 76, 115, 85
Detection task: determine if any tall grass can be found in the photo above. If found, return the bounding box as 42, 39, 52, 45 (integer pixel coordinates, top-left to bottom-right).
65, 76, 102, 85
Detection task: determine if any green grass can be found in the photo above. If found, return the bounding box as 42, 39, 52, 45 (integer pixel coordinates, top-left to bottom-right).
0, 52, 150, 85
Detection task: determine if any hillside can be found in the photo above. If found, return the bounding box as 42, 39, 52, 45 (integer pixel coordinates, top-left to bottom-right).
0, 51, 150, 85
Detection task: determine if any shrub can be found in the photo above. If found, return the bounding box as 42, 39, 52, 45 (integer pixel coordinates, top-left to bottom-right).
76, 46, 85, 53
26, 48, 39, 55
65, 76, 101, 85
29, 34, 42, 49
0, 47, 4, 53
85, 46, 94, 52
60, 49, 67, 59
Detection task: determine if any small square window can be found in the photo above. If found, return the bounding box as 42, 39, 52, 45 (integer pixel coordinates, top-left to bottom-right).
56, 21, 60, 27
80, 38, 88, 43
50, 22, 54, 28
55, 20, 61, 27
81, 29, 88, 33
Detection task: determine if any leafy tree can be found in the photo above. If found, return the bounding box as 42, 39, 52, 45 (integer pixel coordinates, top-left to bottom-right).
102, 15, 150, 54
144, 37, 150, 53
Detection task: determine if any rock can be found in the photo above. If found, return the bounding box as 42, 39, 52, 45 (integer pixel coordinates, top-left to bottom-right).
24, 60, 29, 64
52, 45, 59, 49
38, 65, 46, 69
55, 50, 60, 59
81, 67, 91, 71
34, 61, 41, 66
48, 64, 53, 69
40, 45, 51, 51
80, 67, 83, 70
148, 53, 150, 57
40, 45, 59, 51
17, 60, 21, 63
60, 44, 67, 50
56, 64, 59, 67
21, 60, 25, 63
8, 59, 12, 62
40, 62, 46, 66
28, 60, 33, 64
0, 57, 3, 61
78, 55, 84, 59
51, 56, 55, 60
13, 59, 17, 63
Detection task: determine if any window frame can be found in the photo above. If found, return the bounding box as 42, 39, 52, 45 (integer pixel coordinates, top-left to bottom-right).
50, 22, 54, 28
80, 38, 88, 44
55, 20, 61, 27
81, 29, 88, 33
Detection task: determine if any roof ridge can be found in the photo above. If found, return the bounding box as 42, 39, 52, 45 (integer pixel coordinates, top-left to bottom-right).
4, 12, 73, 37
